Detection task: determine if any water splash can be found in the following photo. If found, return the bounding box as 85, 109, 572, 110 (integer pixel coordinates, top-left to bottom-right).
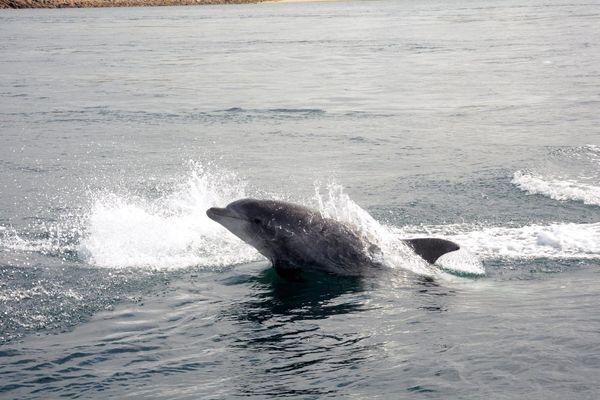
399, 222, 600, 260
79, 163, 261, 269
512, 170, 600, 206
1, 166, 486, 276
0, 221, 81, 263
583, 144, 600, 164
313, 182, 438, 277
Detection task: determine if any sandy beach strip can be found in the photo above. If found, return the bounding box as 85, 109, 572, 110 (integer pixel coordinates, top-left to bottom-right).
264, 0, 338, 3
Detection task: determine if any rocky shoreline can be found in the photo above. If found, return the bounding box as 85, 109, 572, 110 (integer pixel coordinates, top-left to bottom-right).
1, 0, 268, 8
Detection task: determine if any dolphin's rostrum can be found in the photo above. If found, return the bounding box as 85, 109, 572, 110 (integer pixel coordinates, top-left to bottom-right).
206, 198, 459, 279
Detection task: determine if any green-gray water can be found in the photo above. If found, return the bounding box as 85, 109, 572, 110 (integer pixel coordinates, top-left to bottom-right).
1, 0, 599, 398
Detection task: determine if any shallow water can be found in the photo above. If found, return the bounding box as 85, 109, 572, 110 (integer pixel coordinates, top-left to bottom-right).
1, 0, 600, 398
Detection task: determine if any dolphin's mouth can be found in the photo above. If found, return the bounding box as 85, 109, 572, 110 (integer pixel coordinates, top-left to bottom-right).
207, 207, 243, 222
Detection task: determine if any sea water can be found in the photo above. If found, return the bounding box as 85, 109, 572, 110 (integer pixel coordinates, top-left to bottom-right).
1, 0, 599, 398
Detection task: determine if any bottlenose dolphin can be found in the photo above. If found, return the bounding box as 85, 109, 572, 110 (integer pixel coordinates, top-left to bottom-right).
206, 199, 459, 279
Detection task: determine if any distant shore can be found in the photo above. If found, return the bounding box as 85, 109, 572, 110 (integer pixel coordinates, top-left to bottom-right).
0, 0, 272, 8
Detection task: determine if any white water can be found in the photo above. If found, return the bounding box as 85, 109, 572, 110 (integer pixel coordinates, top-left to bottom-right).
4, 164, 600, 275
80, 167, 440, 275
399, 221, 600, 260
0, 164, 480, 275
582, 144, 600, 164
79, 164, 261, 270
0, 221, 81, 263
314, 182, 437, 276
512, 170, 600, 206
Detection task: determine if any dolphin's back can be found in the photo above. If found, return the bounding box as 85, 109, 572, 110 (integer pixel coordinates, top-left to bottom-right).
273, 215, 382, 278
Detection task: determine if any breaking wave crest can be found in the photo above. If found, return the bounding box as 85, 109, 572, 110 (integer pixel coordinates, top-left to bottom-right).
399, 222, 600, 260
512, 170, 600, 206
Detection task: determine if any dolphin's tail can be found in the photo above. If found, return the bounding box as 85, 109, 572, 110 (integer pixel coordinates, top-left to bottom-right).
403, 238, 460, 264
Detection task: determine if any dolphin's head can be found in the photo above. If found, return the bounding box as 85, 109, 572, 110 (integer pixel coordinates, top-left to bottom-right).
207, 198, 317, 261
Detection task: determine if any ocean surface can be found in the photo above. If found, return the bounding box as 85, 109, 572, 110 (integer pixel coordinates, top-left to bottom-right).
1, 0, 599, 398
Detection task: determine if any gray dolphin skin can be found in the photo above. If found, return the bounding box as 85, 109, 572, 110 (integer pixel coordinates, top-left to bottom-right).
206, 198, 460, 279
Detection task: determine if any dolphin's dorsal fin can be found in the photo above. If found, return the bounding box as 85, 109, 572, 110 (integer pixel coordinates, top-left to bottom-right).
403, 238, 460, 264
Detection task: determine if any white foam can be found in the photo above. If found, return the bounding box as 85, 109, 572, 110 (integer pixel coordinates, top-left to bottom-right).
585, 144, 600, 154
314, 182, 438, 277
512, 170, 600, 206
80, 173, 450, 274
1, 170, 483, 276
79, 163, 261, 269
583, 144, 600, 166
0, 285, 83, 302
82, 176, 473, 275
398, 221, 600, 260
0, 224, 79, 259
14, 164, 599, 274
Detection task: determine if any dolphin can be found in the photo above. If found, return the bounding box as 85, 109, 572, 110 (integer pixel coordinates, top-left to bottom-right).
206, 198, 459, 279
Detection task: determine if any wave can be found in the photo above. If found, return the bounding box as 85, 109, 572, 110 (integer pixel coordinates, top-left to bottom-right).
78, 163, 261, 270
222, 107, 325, 114
0, 163, 482, 276
314, 182, 441, 277
0, 164, 260, 270
398, 221, 600, 260
512, 170, 600, 206
0, 222, 81, 263
1, 107, 328, 126
79, 170, 451, 276
584, 144, 600, 155
7, 162, 599, 276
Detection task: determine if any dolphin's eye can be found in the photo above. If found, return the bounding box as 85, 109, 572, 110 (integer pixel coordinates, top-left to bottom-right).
253, 218, 262, 225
